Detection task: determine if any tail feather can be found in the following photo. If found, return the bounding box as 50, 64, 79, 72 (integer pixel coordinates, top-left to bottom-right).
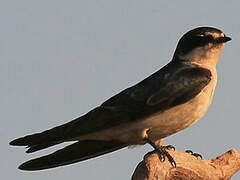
9, 124, 70, 147
18, 140, 127, 171
10, 133, 43, 146
9, 131, 64, 153
9, 106, 130, 153
9, 120, 82, 151
26, 142, 61, 153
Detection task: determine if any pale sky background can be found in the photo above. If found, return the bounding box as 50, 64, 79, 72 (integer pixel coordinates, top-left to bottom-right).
1, 1, 240, 179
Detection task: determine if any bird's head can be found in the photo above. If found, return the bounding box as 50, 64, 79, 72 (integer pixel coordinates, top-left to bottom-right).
173, 27, 231, 66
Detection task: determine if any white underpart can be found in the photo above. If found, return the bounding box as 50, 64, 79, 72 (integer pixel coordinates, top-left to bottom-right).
77, 43, 225, 145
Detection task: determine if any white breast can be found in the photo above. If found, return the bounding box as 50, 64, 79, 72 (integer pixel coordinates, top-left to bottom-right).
139, 67, 217, 142
76, 67, 217, 145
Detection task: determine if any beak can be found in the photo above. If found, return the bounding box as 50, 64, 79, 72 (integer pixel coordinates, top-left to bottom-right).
214, 36, 231, 44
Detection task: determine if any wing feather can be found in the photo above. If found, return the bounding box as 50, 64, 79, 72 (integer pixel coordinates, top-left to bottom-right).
10, 61, 211, 154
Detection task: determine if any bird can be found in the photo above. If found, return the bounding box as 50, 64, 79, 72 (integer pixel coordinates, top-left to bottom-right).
10, 26, 231, 171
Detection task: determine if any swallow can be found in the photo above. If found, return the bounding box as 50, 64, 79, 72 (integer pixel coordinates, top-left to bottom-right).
10, 26, 231, 170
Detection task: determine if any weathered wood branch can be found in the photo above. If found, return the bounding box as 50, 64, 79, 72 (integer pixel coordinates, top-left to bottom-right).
132, 149, 240, 180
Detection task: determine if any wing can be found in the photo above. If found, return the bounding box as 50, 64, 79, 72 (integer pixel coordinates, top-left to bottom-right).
10, 61, 211, 153
9, 61, 176, 151
146, 66, 212, 108
102, 62, 212, 114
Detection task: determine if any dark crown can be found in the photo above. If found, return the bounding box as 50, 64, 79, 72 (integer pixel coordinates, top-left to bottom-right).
173, 27, 231, 58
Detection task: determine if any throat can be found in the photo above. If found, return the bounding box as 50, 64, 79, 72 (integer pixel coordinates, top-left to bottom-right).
177, 45, 224, 67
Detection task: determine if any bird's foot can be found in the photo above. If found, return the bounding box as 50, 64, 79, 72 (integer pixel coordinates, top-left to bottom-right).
185, 150, 203, 159
144, 138, 176, 167
162, 145, 175, 151
157, 146, 176, 167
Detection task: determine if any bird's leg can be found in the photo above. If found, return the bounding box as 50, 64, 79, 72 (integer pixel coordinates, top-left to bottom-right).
185, 150, 203, 159
144, 138, 176, 167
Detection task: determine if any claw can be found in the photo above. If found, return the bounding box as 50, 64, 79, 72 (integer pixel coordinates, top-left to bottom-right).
163, 145, 175, 151
144, 138, 176, 167
185, 150, 203, 159
192, 153, 203, 159
185, 150, 193, 154
170, 158, 177, 167
159, 153, 165, 162
157, 147, 176, 166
